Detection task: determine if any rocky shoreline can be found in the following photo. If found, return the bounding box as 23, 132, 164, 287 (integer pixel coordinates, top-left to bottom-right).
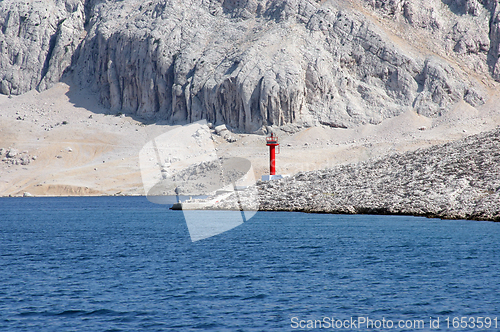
213, 127, 500, 221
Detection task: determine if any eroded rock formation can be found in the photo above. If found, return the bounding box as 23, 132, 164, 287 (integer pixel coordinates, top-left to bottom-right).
0, 0, 85, 94
1, 0, 499, 131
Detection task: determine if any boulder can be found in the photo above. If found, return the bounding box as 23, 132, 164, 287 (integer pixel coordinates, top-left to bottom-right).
6, 148, 17, 158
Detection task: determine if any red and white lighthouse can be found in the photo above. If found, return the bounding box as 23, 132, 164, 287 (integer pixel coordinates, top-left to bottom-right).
262, 133, 282, 181
266, 133, 279, 175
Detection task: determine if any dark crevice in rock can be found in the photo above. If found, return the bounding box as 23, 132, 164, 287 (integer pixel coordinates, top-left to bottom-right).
37, 32, 59, 91
319, 121, 348, 129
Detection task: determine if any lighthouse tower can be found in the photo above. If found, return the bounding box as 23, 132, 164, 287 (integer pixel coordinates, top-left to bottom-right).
262, 132, 283, 181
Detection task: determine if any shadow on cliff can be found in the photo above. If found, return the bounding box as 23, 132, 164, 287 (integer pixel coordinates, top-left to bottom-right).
61, 77, 167, 126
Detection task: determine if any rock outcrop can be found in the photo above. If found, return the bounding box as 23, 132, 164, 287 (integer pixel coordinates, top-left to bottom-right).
1, 0, 499, 131
0, 0, 85, 95
213, 127, 500, 221
0, 147, 35, 166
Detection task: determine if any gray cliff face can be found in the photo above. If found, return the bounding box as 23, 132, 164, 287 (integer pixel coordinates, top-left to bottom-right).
364, 0, 500, 79
0, 0, 85, 94
0, 0, 499, 131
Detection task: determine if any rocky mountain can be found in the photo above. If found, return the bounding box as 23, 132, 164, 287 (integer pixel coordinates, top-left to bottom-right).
214, 126, 500, 221
1, 0, 499, 132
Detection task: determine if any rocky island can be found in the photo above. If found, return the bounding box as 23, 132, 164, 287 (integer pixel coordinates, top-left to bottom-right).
212, 126, 500, 221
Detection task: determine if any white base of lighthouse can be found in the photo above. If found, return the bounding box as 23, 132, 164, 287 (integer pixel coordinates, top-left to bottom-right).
261, 174, 283, 181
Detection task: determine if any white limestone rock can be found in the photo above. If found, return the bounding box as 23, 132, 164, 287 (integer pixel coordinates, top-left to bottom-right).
214, 127, 500, 221
69, 0, 493, 130
0, 0, 86, 94
6, 148, 17, 158
1, 0, 499, 131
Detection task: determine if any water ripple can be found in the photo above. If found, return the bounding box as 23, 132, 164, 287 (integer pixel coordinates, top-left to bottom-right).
1, 197, 500, 331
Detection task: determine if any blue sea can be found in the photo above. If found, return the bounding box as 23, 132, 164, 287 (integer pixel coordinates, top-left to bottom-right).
1, 196, 499, 331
